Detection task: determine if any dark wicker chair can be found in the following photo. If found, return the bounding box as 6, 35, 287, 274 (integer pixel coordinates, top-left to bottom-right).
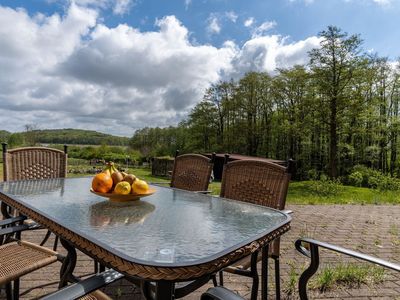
202, 238, 400, 300
218, 156, 293, 300
1, 143, 68, 250
170, 151, 215, 192
155, 151, 215, 193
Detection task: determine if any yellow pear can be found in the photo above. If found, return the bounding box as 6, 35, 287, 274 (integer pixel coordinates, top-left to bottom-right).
132, 179, 149, 194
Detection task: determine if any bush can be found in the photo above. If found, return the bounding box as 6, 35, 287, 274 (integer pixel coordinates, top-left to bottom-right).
350, 165, 400, 191
307, 169, 319, 180
348, 171, 363, 187
310, 176, 343, 197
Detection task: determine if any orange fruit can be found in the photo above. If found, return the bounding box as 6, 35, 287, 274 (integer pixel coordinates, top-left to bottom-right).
92, 172, 113, 193
132, 179, 149, 194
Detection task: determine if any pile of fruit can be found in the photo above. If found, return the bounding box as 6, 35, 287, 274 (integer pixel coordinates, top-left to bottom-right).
91, 162, 149, 195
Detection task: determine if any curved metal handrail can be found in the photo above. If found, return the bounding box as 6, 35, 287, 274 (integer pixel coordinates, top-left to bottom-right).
295, 238, 400, 300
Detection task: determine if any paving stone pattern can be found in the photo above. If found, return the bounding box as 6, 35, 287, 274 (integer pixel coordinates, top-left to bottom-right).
1, 204, 400, 300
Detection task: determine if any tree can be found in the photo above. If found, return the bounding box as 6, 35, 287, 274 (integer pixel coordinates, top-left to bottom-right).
309, 26, 363, 178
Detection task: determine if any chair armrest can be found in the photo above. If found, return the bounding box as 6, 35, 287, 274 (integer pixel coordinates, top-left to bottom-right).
295, 238, 400, 299
281, 209, 293, 215
201, 286, 244, 300
0, 224, 30, 236
296, 238, 400, 271
41, 269, 123, 300
0, 215, 27, 227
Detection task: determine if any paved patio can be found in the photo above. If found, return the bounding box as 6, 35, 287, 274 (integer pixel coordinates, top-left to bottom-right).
2, 204, 400, 299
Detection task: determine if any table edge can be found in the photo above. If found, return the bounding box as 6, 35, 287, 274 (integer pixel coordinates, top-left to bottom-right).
0, 185, 291, 281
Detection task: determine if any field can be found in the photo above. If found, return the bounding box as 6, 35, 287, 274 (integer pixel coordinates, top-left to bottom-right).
1, 162, 399, 205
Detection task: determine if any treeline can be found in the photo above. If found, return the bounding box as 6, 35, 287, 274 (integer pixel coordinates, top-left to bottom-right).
1, 129, 129, 147
130, 26, 400, 180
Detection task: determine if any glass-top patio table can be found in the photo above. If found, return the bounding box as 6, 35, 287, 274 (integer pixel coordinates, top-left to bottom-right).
0, 177, 291, 299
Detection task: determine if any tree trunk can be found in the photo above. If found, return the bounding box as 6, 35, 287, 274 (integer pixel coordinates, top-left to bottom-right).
329, 97, 338, 178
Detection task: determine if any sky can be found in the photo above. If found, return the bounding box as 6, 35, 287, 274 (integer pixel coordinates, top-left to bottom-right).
0, 0, 399, 137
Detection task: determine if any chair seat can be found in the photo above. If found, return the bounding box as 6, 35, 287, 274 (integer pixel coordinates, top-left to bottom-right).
0, 240, 58, 285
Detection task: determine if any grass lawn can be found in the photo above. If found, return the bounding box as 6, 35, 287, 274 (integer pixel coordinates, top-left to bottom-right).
287, 181, 400, 205
1, 162, 399, 205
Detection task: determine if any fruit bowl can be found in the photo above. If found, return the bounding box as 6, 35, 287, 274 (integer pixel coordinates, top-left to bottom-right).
90, 187, 156, 202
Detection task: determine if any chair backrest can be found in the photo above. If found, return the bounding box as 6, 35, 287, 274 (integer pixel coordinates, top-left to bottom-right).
170, 152, 214, 192
2, 144, 68, 181
220, 159, 291, 210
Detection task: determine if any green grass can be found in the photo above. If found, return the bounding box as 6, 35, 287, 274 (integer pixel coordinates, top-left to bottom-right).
287, 180, 400, 205
283, 261, 299, 295
311, 263, 385, 292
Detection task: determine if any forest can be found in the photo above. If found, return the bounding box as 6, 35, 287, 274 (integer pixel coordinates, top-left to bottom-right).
130, 26, 400, 181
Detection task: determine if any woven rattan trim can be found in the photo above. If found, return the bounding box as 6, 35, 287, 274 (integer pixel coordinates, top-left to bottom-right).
0, 193, 290, 281
0, 241, 58, 285
79, 290, 113, 300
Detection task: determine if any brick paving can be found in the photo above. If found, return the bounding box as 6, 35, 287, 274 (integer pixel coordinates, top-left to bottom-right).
2, 204, 400, 299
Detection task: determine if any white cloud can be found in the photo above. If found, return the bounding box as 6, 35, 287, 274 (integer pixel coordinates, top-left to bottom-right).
225, 11, 238, 23
184, 0, 192, 10
0, 6, 235, 135
206, 15, 221, 35
71, 0, 134, 14
229, 35, 321, 76
244, 17, 254, 27
0, 3, 322, 136
372, 0, 392, 6
252, 21, 277, 38
113, 0, 133, 15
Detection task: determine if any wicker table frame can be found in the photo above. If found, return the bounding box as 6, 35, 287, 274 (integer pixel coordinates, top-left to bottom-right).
0, 186, 291, 299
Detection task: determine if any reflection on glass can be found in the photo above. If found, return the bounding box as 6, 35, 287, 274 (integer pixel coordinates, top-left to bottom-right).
90, 200, 155, 227
2, 178, 65, 196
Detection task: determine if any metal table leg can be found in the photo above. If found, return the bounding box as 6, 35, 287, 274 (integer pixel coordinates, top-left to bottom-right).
262, 245, 269, 300
59, 238, 77, 288
155, 281, 175, 300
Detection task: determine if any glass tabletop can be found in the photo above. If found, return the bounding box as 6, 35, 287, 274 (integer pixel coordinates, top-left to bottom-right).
0, 177, 290, 267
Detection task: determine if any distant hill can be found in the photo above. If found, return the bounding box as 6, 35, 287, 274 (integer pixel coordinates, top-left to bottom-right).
1, 129, 130, 146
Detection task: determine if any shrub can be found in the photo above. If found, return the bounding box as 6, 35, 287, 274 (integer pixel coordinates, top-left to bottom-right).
348, 171, 363, 187
310, 176, 343, 197
350, 165, 400, 191
307, 169, 319, 180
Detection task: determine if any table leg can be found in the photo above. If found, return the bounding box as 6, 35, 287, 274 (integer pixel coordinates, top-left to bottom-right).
262, 245, 269, 300
59, 238, 77, 288
155, 281, 175, 300
1, 202, 13, 219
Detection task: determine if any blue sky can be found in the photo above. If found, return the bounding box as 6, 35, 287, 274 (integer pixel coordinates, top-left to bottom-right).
0, 0, 399, 136
2, 0, 399, 57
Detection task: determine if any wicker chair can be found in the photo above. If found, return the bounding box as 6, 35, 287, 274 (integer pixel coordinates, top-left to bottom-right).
0, 216, 114, 300
1, 143, 68, 250
218, 156, 294, 300
0, 216, 60, 300
156, 151, 215, 193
